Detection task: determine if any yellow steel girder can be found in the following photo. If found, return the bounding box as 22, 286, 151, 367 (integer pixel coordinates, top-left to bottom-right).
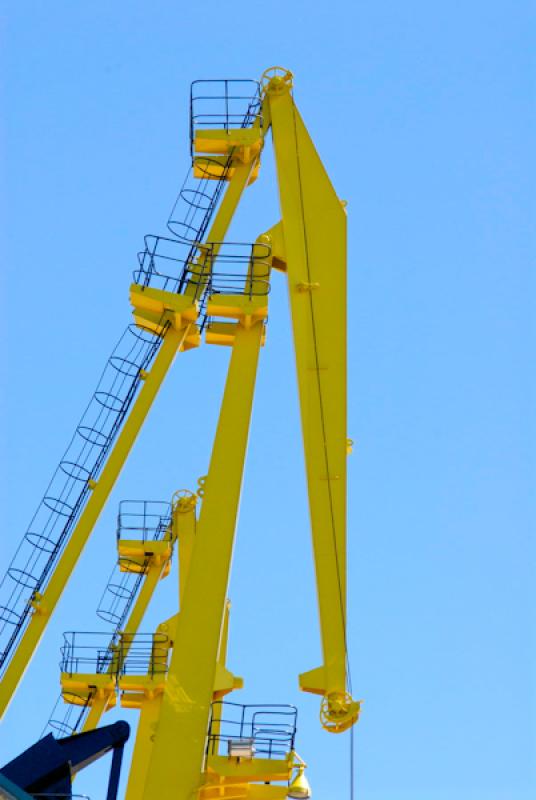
263, 70, 359, 730
3, 68, 358, 800
139, 315, 264, 800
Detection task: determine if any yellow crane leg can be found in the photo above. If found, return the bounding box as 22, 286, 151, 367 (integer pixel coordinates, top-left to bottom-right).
125, 532, 234, 800
124, 603, 238, 798
125, 692, 164, 800
266, 78, 357, 726
81, 494, 198, 735
141, 319, 264, 800
0, 324, 190, 718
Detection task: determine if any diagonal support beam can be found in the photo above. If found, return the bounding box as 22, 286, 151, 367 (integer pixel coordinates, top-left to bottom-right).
266, 79, 351, 708
0, 325, 190, 718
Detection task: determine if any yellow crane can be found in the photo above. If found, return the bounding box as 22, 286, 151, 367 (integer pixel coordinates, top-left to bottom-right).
0, 67, 359, 799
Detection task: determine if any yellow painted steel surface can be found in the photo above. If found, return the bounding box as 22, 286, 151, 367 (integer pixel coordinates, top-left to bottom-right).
174, 491, 198, 604
2, 67, 358, 800
124, 691, 163, 800
267, 83, 348, 690
141, 319, 264, 800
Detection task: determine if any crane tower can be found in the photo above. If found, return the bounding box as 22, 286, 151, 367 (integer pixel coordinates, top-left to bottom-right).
0, 67, 360, 800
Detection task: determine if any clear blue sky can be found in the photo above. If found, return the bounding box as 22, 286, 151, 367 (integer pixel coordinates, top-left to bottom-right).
0, 2, 533, 799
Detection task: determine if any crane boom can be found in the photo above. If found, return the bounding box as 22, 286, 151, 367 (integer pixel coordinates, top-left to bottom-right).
267, 77, 355, 728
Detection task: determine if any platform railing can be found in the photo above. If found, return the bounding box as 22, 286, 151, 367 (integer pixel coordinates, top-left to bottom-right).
190, 79, 262, 152
206, 701, 297, 761
60, 631, 169, 680
133, 236, 271, 303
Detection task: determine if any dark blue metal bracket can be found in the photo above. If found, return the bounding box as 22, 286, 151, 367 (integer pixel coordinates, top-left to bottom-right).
0, 720, 130, 800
